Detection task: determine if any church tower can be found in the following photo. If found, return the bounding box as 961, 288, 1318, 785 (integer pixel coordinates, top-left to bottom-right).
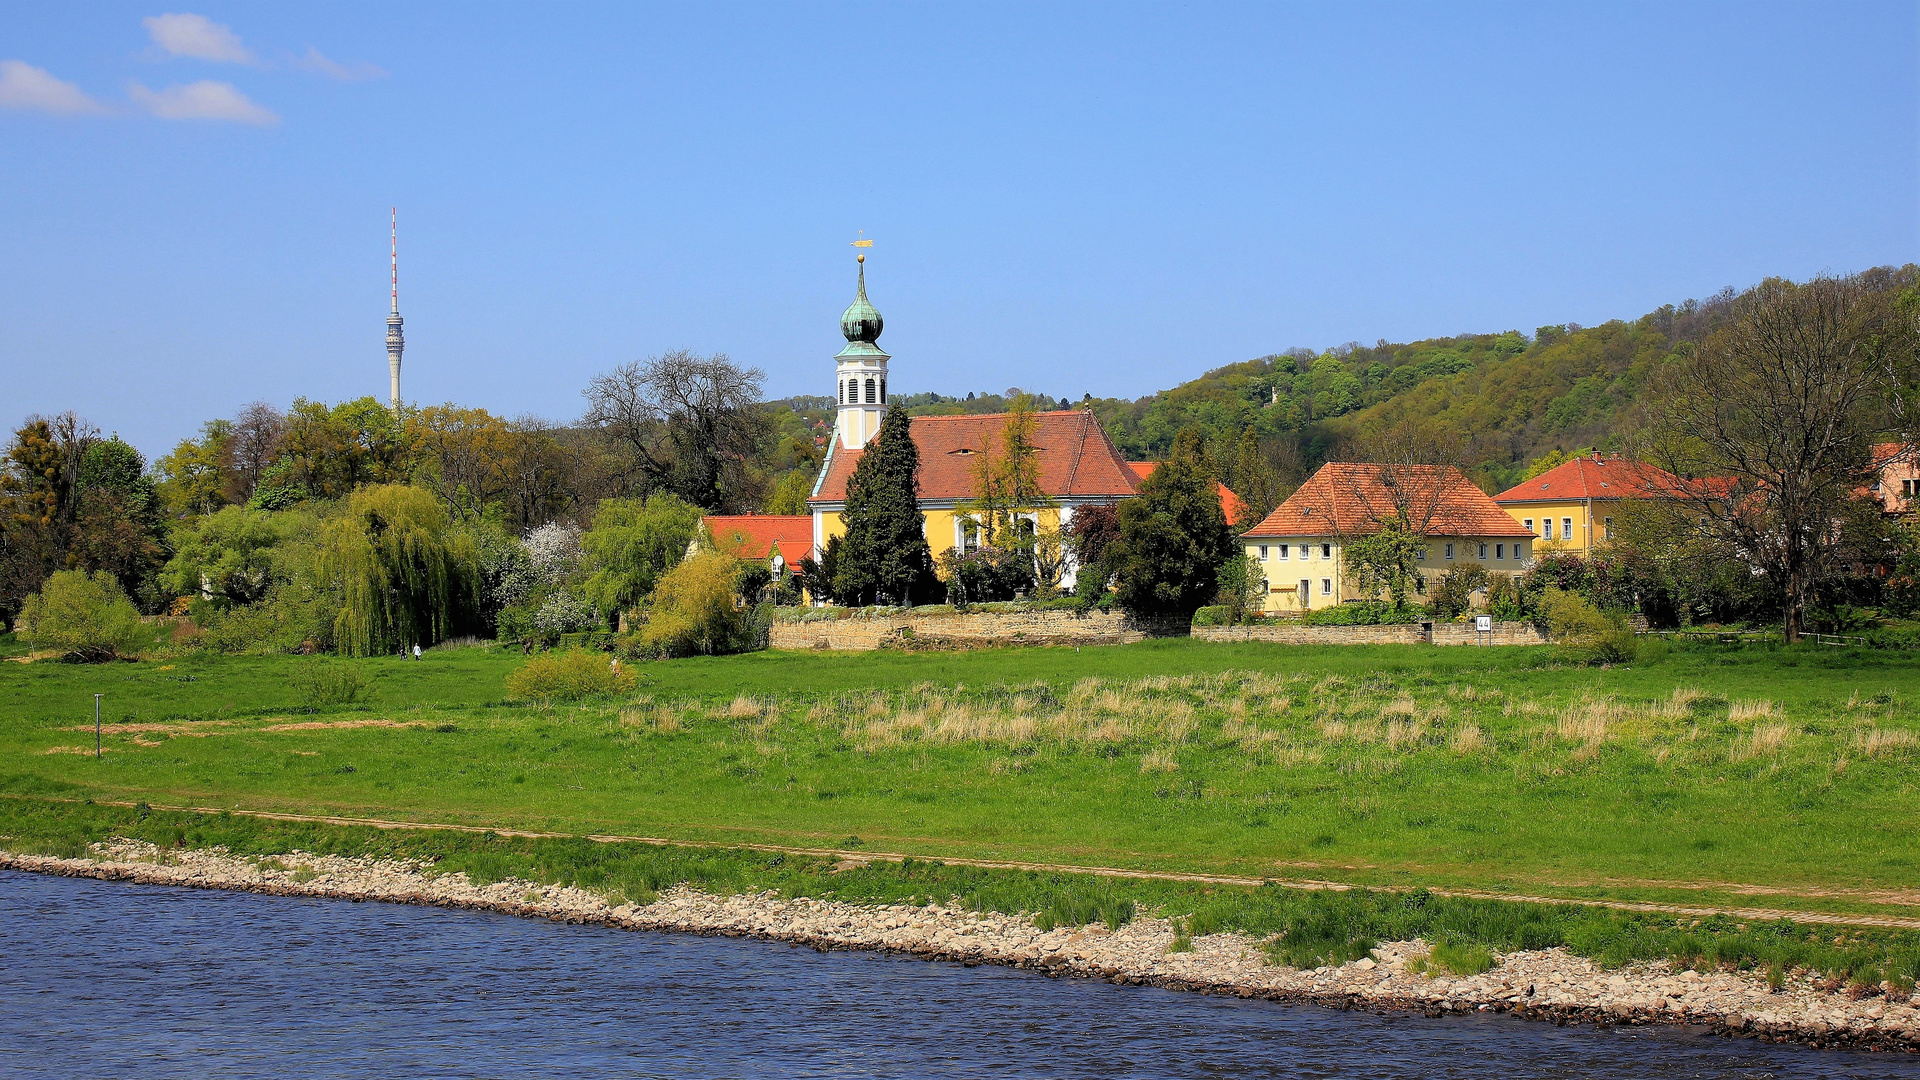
834, 252, 889, 449
386, 208, 405, 415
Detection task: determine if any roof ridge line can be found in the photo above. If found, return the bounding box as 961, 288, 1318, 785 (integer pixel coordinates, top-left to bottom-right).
1061, 411, 1088, 495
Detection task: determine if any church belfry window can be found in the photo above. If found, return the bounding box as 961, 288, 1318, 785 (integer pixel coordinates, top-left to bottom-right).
865, 378, 876, 404
880, 378, 886, 404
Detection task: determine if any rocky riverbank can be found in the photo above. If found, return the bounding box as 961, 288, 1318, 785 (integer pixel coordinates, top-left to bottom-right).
4, 840, 1916, 1054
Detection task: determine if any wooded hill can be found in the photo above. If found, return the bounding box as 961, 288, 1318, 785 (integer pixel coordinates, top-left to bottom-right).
883, 287, 1753, 496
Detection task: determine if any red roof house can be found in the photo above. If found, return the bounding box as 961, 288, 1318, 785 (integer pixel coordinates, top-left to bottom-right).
1244, 463, 1533, 539
702, 514, 814, 563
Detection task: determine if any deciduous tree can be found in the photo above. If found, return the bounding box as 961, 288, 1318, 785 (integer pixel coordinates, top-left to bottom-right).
583, 349, 773, 512
1643, 270, 1919, 641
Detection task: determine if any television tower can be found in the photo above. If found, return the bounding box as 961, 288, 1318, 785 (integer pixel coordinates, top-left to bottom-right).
386, 207, 405, 414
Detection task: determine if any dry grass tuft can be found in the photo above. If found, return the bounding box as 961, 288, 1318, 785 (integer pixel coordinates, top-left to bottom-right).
1852, 727, 1918, 758
1141, 748, 1180, 772
1449, 724, 1486, 754
1730, 722, 1793, 762
1728, 699, 1779, 722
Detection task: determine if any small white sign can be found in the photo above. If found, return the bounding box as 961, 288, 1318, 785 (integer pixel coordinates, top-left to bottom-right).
1475, 615, 1492, 632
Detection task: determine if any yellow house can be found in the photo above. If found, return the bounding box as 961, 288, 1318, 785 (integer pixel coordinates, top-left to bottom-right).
1492, 453, 1695, 554
1238, 463, 1536, 614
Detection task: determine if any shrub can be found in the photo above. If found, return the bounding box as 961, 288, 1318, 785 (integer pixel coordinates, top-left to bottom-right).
1539, 587, 1637, 663
636, 551, 750, 658
1213, 553, 1266, 625
938, 546, 1034, 606
1191, 605, 1230, 627
18, 570, 143, 661
1430, 562, 1489, 620
1486, 572, 1530, 620
289, 661, 377, 709
1301, 601, 1423, 626
505, 649, 637, 701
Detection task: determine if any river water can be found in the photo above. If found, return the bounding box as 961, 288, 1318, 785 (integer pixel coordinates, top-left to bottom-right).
2, 871, 1916, 1079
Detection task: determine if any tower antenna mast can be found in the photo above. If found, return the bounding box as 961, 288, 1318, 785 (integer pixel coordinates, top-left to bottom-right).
386, 208, 405, 414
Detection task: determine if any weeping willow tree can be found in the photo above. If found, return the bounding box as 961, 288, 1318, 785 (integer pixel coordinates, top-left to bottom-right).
318, 484, 482, 656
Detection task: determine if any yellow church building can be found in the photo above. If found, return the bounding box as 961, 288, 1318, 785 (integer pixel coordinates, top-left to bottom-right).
802, 255, 1141, 589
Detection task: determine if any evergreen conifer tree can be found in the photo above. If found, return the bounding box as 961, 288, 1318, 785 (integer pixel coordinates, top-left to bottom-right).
1110, 427, 1236, 618
833, 405, 937, 605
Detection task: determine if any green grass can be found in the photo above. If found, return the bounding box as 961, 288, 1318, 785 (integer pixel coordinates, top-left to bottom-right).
1, 634, 1917, 921
3, 796, 1915, 983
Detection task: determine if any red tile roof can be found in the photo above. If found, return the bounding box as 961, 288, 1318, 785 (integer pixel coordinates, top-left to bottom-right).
703, 515, 813, 561
1493, 454, 1696, 503
1126, 461, 1250, 526
810, 410, 1140, 504
1242, 462, 1534, 539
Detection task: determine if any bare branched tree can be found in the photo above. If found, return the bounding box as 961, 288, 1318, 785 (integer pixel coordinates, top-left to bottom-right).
1309, 418, 1471, 541
582, 349, 773, 513
1643, 270, 1919, 642
226, 401, 285, 504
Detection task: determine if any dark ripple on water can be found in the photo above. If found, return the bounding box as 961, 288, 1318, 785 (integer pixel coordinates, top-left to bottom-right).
1, 871, 1917, 1079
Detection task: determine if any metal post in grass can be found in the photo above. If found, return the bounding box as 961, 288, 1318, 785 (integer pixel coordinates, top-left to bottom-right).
94, 694, 103, 758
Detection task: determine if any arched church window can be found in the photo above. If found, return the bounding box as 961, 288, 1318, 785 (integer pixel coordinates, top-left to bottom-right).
880, 378, 887, 404
865, 378, 876, 404
838, 380, 845, 404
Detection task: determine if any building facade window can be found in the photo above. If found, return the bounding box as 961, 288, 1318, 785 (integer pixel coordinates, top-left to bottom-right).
1278, 544, 1289, 559
880, 378, 887, 403
1603, 517, 1613, 540
1321, 543, 1332, 559
1445, 543, 1455, 560
1523, 518, 1534, 533
1562, 517, 1573, 540
1496, 543, 1505, 560
1258, 545, 1268, 560
1478, 543, 1488, 559
865, 378, 876, 403
1543, 520, 1554, 540
1321, 578, 1332, 595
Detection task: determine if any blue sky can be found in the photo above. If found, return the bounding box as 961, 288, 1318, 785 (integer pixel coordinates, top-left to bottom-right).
3, 2, 1915, 459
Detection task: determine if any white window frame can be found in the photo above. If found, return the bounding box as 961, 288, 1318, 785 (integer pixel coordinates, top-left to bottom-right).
1562, 517, 1574, 540
1320, 543, 1331, 559
1258, 545, 1269, 560
1445, 543, 1455, 560
1478, 543, 1488, 560
1278, 544, 1289, 560
1523, 518, 1533, 533
1320, 578, 1332, 596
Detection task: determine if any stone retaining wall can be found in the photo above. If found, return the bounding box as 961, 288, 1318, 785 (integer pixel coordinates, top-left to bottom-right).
770, 610, 1187, 651
1193, 620, 1551, 647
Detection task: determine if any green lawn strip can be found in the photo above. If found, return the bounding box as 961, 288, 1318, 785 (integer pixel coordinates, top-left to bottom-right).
4, 638, 1917, 919
2, 795, 1915, 988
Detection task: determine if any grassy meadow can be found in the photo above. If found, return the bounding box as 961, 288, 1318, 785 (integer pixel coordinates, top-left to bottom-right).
2, 635, 1918, 922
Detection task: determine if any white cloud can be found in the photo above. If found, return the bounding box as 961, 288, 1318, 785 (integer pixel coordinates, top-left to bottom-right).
290, 46, 385, 82
0, 60, 107, 115
143, 13, 255, 64
129, 80, 277, 125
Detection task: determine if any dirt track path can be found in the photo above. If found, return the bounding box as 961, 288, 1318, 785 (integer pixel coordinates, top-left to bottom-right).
44, 797, 1920, 932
